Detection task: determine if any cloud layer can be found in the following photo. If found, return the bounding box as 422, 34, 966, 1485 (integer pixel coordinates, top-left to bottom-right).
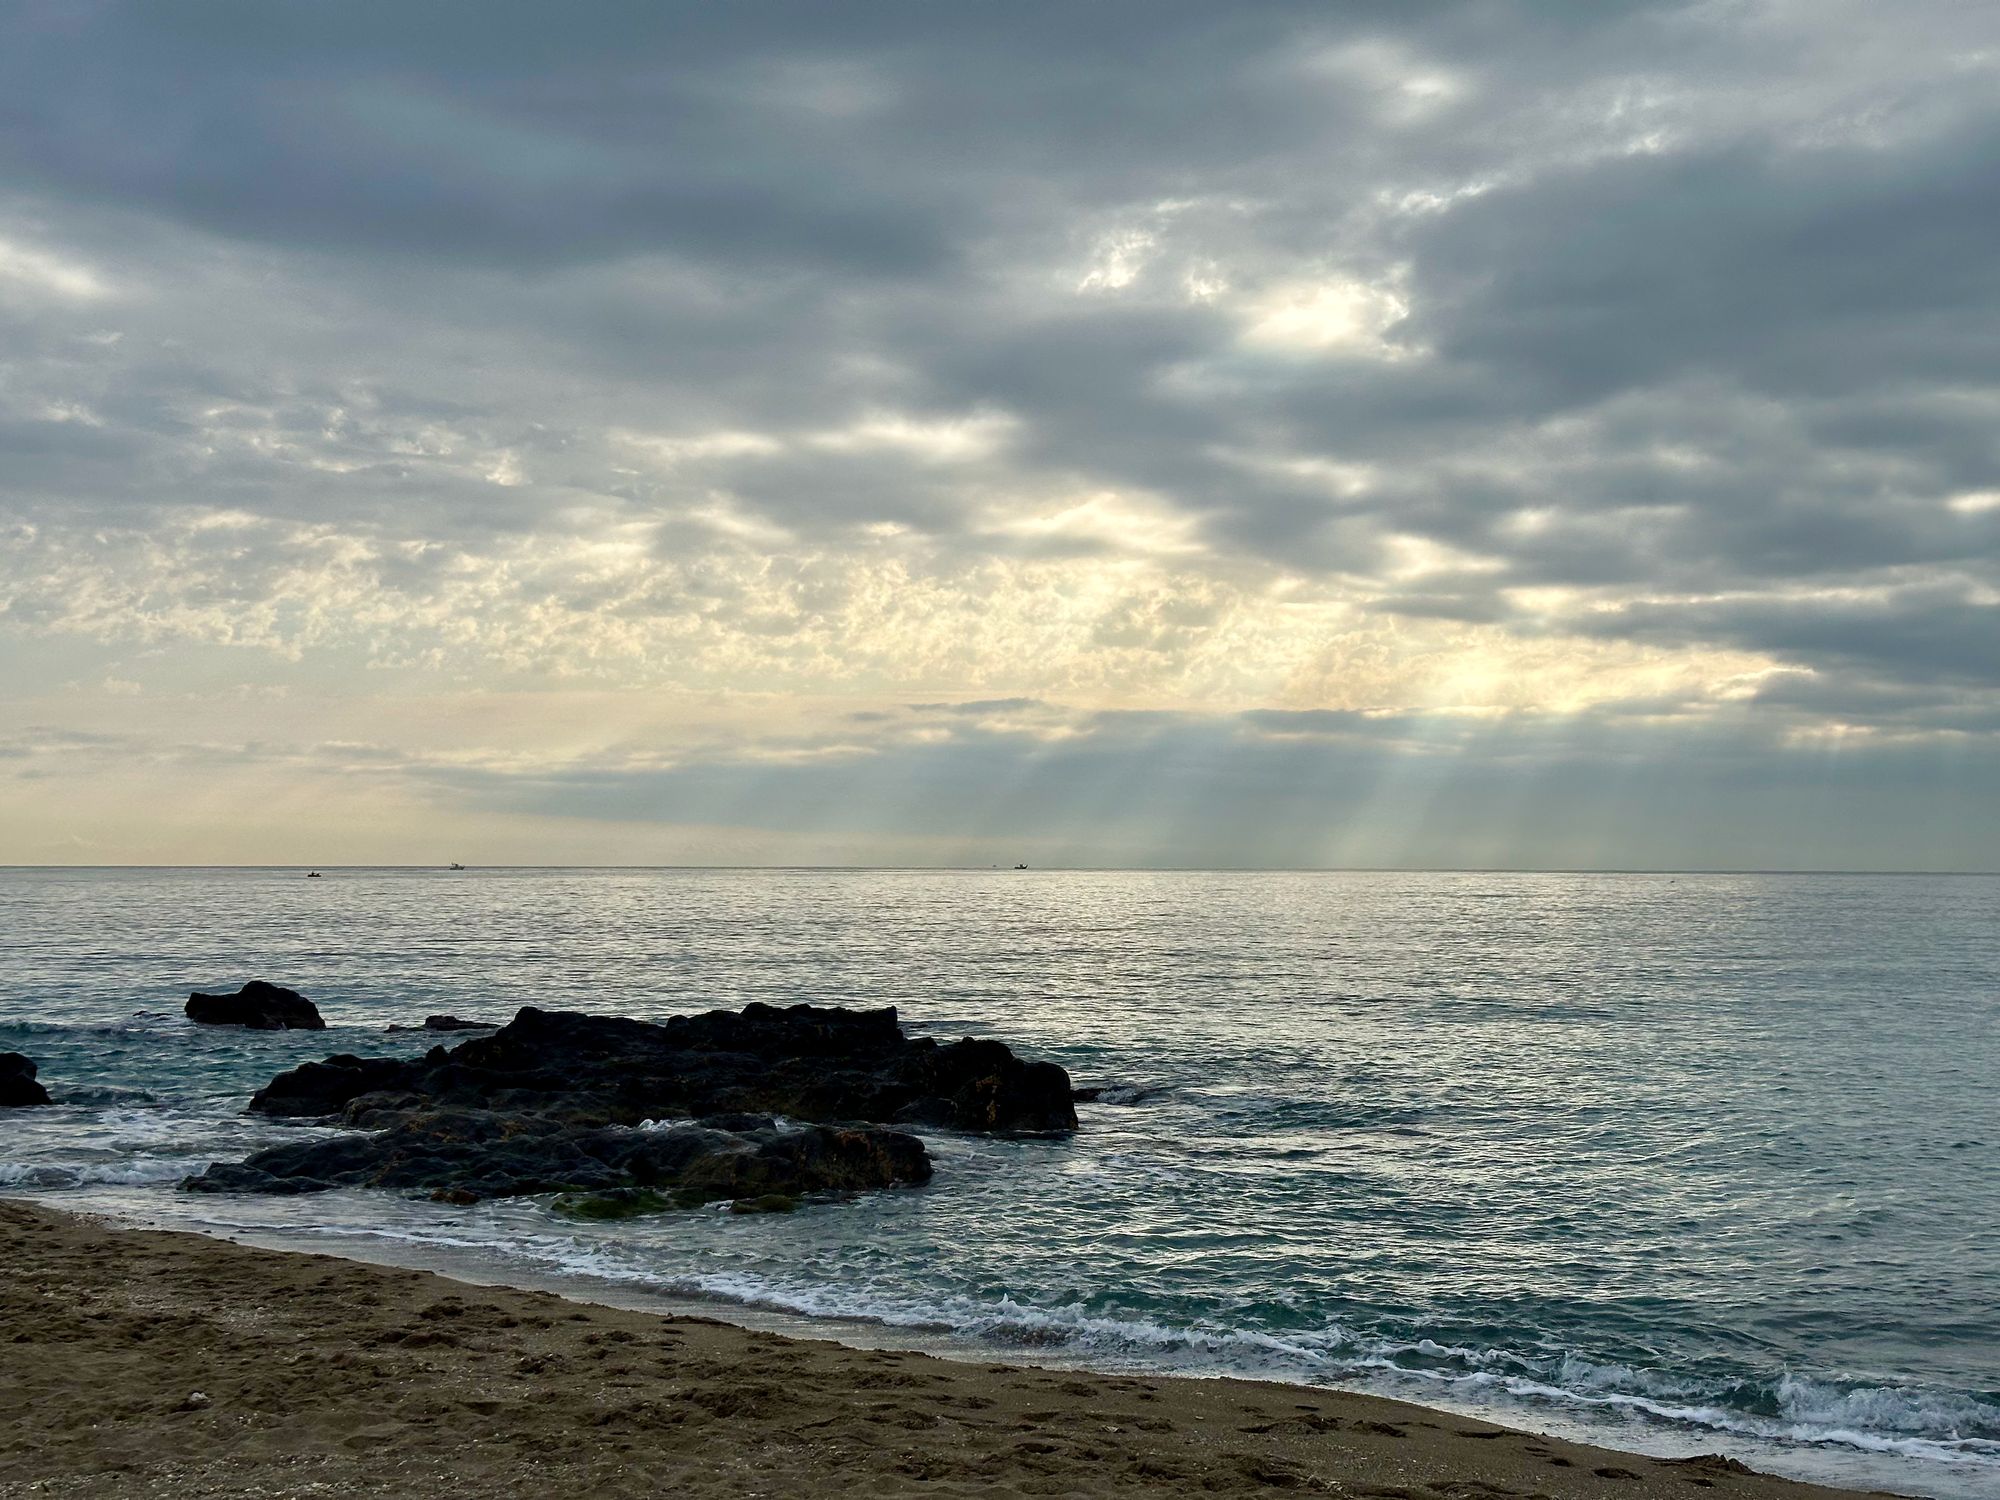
2, 1, 1994, 865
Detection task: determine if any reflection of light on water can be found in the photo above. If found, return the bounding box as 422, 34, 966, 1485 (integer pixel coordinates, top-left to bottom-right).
5, 868, 1999, 1500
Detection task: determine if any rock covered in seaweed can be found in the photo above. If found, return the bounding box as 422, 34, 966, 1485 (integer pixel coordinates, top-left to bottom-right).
0, 1053, 50, 1108
185, 980, 325, 1031
248, 1001, 1078, 1134
182, 1111, 931, 1206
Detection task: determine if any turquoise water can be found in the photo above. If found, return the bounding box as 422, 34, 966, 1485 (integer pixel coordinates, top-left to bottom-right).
1, 867, 1995, 1497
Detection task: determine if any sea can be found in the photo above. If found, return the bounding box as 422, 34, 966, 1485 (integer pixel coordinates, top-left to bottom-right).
1, 867, 1994, 1498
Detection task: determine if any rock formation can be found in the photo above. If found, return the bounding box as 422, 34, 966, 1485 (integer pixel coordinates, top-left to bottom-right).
185, 981, 325, 1031
182, 1002, 1073, 1214
0, 1053, 50, 1107
183, 1110, 929, 1206
248, 1002, 1076, 1133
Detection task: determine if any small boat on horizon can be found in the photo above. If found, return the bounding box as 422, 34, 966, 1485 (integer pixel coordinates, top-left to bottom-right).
449, 862, 467, 870
306, 871, 323, 879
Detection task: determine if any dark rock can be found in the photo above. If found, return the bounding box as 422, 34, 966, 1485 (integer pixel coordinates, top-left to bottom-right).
185, 980, 325, 1031
0, 1053, 51, 1108
192, 1002, 1064, 1214
250, 1055, 424, 1118
177, 1160, 332, 1195
183, 1112, 931, 1206
669, 1119, 931, 1201
245, 1001, 1077, 1133
385, 1015, 500, 1034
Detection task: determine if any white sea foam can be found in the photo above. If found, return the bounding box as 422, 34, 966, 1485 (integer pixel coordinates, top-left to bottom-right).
1414, 1367, 2000, 1466
48, 1180, 2000, 1500
632, 1115, 812, 1133
458, 1237, 2000, 1471
0, 1157, 211, 1188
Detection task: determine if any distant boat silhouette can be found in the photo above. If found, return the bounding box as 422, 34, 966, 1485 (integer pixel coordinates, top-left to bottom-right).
449, 862, 467, 870
306, 871, 323, 879
1014, 862, 1028, 870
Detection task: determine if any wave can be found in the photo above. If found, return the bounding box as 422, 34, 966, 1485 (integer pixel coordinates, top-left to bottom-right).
632, 1115, 815, 1134
492, 1251, 2000, 1470
0, 1018, 180, 1037
1399, 1363, 2000, 1469
0, 1015, 401, 1038
44, 1195, 1997, 1490
48, 1087, 161, 1106
0, 1156, 211, 1188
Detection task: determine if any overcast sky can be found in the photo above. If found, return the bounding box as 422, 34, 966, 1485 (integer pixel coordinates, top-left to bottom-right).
2, 1, 1995, 867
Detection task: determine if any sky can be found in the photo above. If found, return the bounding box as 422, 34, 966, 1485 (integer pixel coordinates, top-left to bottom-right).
1, 1, 1996, 869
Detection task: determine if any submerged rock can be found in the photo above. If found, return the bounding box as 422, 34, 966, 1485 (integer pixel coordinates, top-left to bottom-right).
728, 1193, 799, 1215
1071, 1083, 1163, 1106
553, 1186, 676, 1220
185, 981, 325, 1031
385, 1015, 499, 1034
0, 1053, 50, 1108
248, 1001, 1077, 1133
182, 1112, 931, 1205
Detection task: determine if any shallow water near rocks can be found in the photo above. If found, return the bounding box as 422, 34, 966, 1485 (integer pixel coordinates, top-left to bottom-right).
2, 867, 1995, 1498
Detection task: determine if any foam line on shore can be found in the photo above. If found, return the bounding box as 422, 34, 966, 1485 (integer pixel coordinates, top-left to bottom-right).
69, 1193, 1986, 1498
0, 1198, 1893, 1500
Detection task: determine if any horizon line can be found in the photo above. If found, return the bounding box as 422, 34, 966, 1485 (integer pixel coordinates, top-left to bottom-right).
3, 863, 1996, 877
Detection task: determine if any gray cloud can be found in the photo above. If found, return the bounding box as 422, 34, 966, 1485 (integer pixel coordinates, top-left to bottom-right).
1, 0, 1996, 863
1578, 588, 2000, 688
410, 706, 2000, 870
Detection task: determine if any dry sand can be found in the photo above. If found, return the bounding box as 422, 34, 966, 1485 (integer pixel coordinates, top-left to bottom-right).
0, 1200, 1887, 1500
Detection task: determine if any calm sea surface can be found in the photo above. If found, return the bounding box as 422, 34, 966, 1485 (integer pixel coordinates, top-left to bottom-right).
1, 868, 1994, 1497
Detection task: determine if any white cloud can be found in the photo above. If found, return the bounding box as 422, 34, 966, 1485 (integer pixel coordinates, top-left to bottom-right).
1076, 229, 1158, 293
1236, 274, 1413, 359
806, 409, 1017, 463
0, 234, 111, 301
616, 428, 784, 465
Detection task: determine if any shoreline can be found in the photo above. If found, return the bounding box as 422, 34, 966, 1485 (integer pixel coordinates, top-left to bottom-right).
0, 1199, 1893, 1500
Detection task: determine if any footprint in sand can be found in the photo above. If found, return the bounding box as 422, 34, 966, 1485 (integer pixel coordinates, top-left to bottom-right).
1239, 1415, 1345, 1436
1355, 1419, 1411, 1438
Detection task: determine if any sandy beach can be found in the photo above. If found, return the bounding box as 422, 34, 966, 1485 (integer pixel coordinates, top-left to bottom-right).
0, 1201, 1888, 1500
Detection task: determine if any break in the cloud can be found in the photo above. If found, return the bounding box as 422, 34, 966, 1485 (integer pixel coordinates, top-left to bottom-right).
0, 1, 1994, 867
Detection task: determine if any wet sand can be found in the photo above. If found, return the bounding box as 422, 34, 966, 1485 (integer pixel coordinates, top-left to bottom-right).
0, 1200, 1885, 1499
